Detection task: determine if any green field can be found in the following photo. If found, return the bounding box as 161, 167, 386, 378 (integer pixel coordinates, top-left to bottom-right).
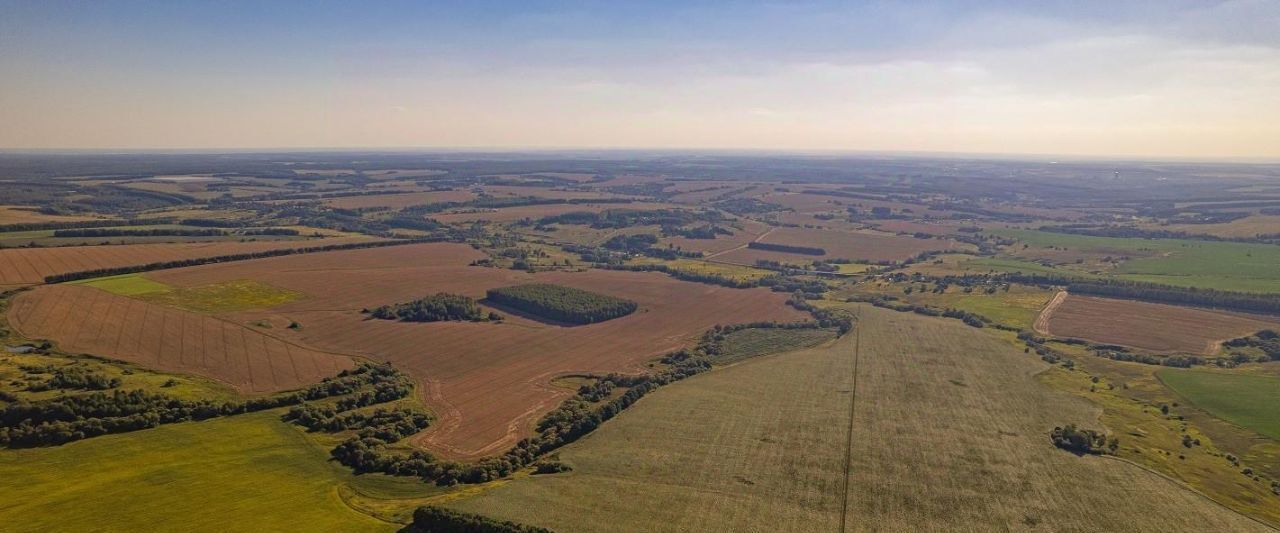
992, 228, 1280, 293
929, 287, 1054, 330
716, 327, 837, 364
445, 306, 1267, 531
76, 273, 303, 313
1158, 369, 1280, 441
0, 411, 396, 532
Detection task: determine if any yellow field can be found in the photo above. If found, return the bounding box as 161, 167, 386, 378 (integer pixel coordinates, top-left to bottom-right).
441, 305, 1268, 531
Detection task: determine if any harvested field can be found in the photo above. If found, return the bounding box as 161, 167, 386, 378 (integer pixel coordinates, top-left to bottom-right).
322, 190, 477, 209
0, 205, 103, 225
1041, 294, 1280, 354
444, 305, 1270, 532
0, 236, 375, 287
7, 284, 354, 394
145, 243, 806, 458
715, 226, 960, 263
433, 202, 675, 224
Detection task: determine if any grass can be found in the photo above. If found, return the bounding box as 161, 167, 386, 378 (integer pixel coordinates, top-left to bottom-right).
0, 352, 240, 404
1039, 353, 1280, 525
1158, 369, 1280, 441
928, 287, 1053, 330
75, 273, 303, 313
715, 327, 836, 364
0, 411, 397, 532
991, 228, 1280, 293
442, 305, 1269, 531
631, 256, 775, 281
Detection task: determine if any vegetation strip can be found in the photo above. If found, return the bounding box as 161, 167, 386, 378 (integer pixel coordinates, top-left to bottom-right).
839, 321, 860, 533
42, 237, 444, 283
0, 362, 410, 448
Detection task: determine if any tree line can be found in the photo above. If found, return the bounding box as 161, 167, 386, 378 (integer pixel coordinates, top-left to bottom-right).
53, 228, 228, 238
747, 241, 826, 256
0, 218, 173, 233
43, 237, 445, 283
1002, 273, 1280, 315
405, 506, 552, 533
1039, 224, 1280, 245
0, 362, 410, 448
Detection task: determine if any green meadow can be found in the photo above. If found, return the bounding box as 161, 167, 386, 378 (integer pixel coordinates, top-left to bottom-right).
75, 273, 302, 313
0, 411, 397, 532
991, 229, 1280, 293
1158, 369, 1280, 441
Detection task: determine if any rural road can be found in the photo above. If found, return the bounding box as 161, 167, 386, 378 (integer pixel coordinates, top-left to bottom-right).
704, 226, 775, 259
1033, 290, 1067, 335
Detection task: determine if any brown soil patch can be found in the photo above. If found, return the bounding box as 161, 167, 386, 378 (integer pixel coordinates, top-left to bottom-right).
1044, 294, 1280, 354
7, 284, 353, 394
148, 243, 806, 459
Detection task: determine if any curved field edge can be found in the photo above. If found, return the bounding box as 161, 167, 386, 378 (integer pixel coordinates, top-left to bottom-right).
0, 411, 399, 532
440, 305, 1271, 532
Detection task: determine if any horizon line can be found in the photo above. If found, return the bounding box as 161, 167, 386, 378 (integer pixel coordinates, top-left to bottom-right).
1, 146, 1278, 166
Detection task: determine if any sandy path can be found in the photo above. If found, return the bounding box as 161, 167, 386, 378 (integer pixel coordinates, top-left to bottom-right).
1033, 290, 1067, 335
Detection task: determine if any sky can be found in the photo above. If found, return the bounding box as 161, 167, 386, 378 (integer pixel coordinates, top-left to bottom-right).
1, 0, 1278, 158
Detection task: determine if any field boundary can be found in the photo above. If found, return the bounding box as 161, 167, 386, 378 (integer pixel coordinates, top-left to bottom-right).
839, 316, 860, 533
1099, 455, 1279, 531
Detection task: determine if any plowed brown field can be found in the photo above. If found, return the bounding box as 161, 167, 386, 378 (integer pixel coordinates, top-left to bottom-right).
8, 284, 353, 393
147, 243, 806, 458
0, 237, 375, 288
1042, 294, 1280, 354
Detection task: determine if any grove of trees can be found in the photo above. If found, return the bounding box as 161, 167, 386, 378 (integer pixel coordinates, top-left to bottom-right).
485, 284, 637, 324
366, 293, 497, 322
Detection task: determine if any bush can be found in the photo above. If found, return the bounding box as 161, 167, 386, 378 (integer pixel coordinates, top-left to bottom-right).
366, 293, 492, 322
1050, 424, 1117, 455
406, 506, 552, 533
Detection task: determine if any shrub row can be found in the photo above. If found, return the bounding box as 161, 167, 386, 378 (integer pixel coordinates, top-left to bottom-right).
0, 362, 410, 448
747, 241, 826, 256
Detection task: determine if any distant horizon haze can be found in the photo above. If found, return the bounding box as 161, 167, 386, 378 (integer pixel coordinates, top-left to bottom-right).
2, 1, 1277, 158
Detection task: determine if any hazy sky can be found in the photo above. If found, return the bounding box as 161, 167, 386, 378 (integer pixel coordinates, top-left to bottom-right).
2, 1, 1278, 158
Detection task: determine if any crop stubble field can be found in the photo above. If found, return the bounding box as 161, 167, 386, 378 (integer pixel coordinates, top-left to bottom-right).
0, 237, 375, 287
445, 305, 1268, 532
8, 284, 353, 394
1042, 294, 1280, 354
140, 243, 807, 458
